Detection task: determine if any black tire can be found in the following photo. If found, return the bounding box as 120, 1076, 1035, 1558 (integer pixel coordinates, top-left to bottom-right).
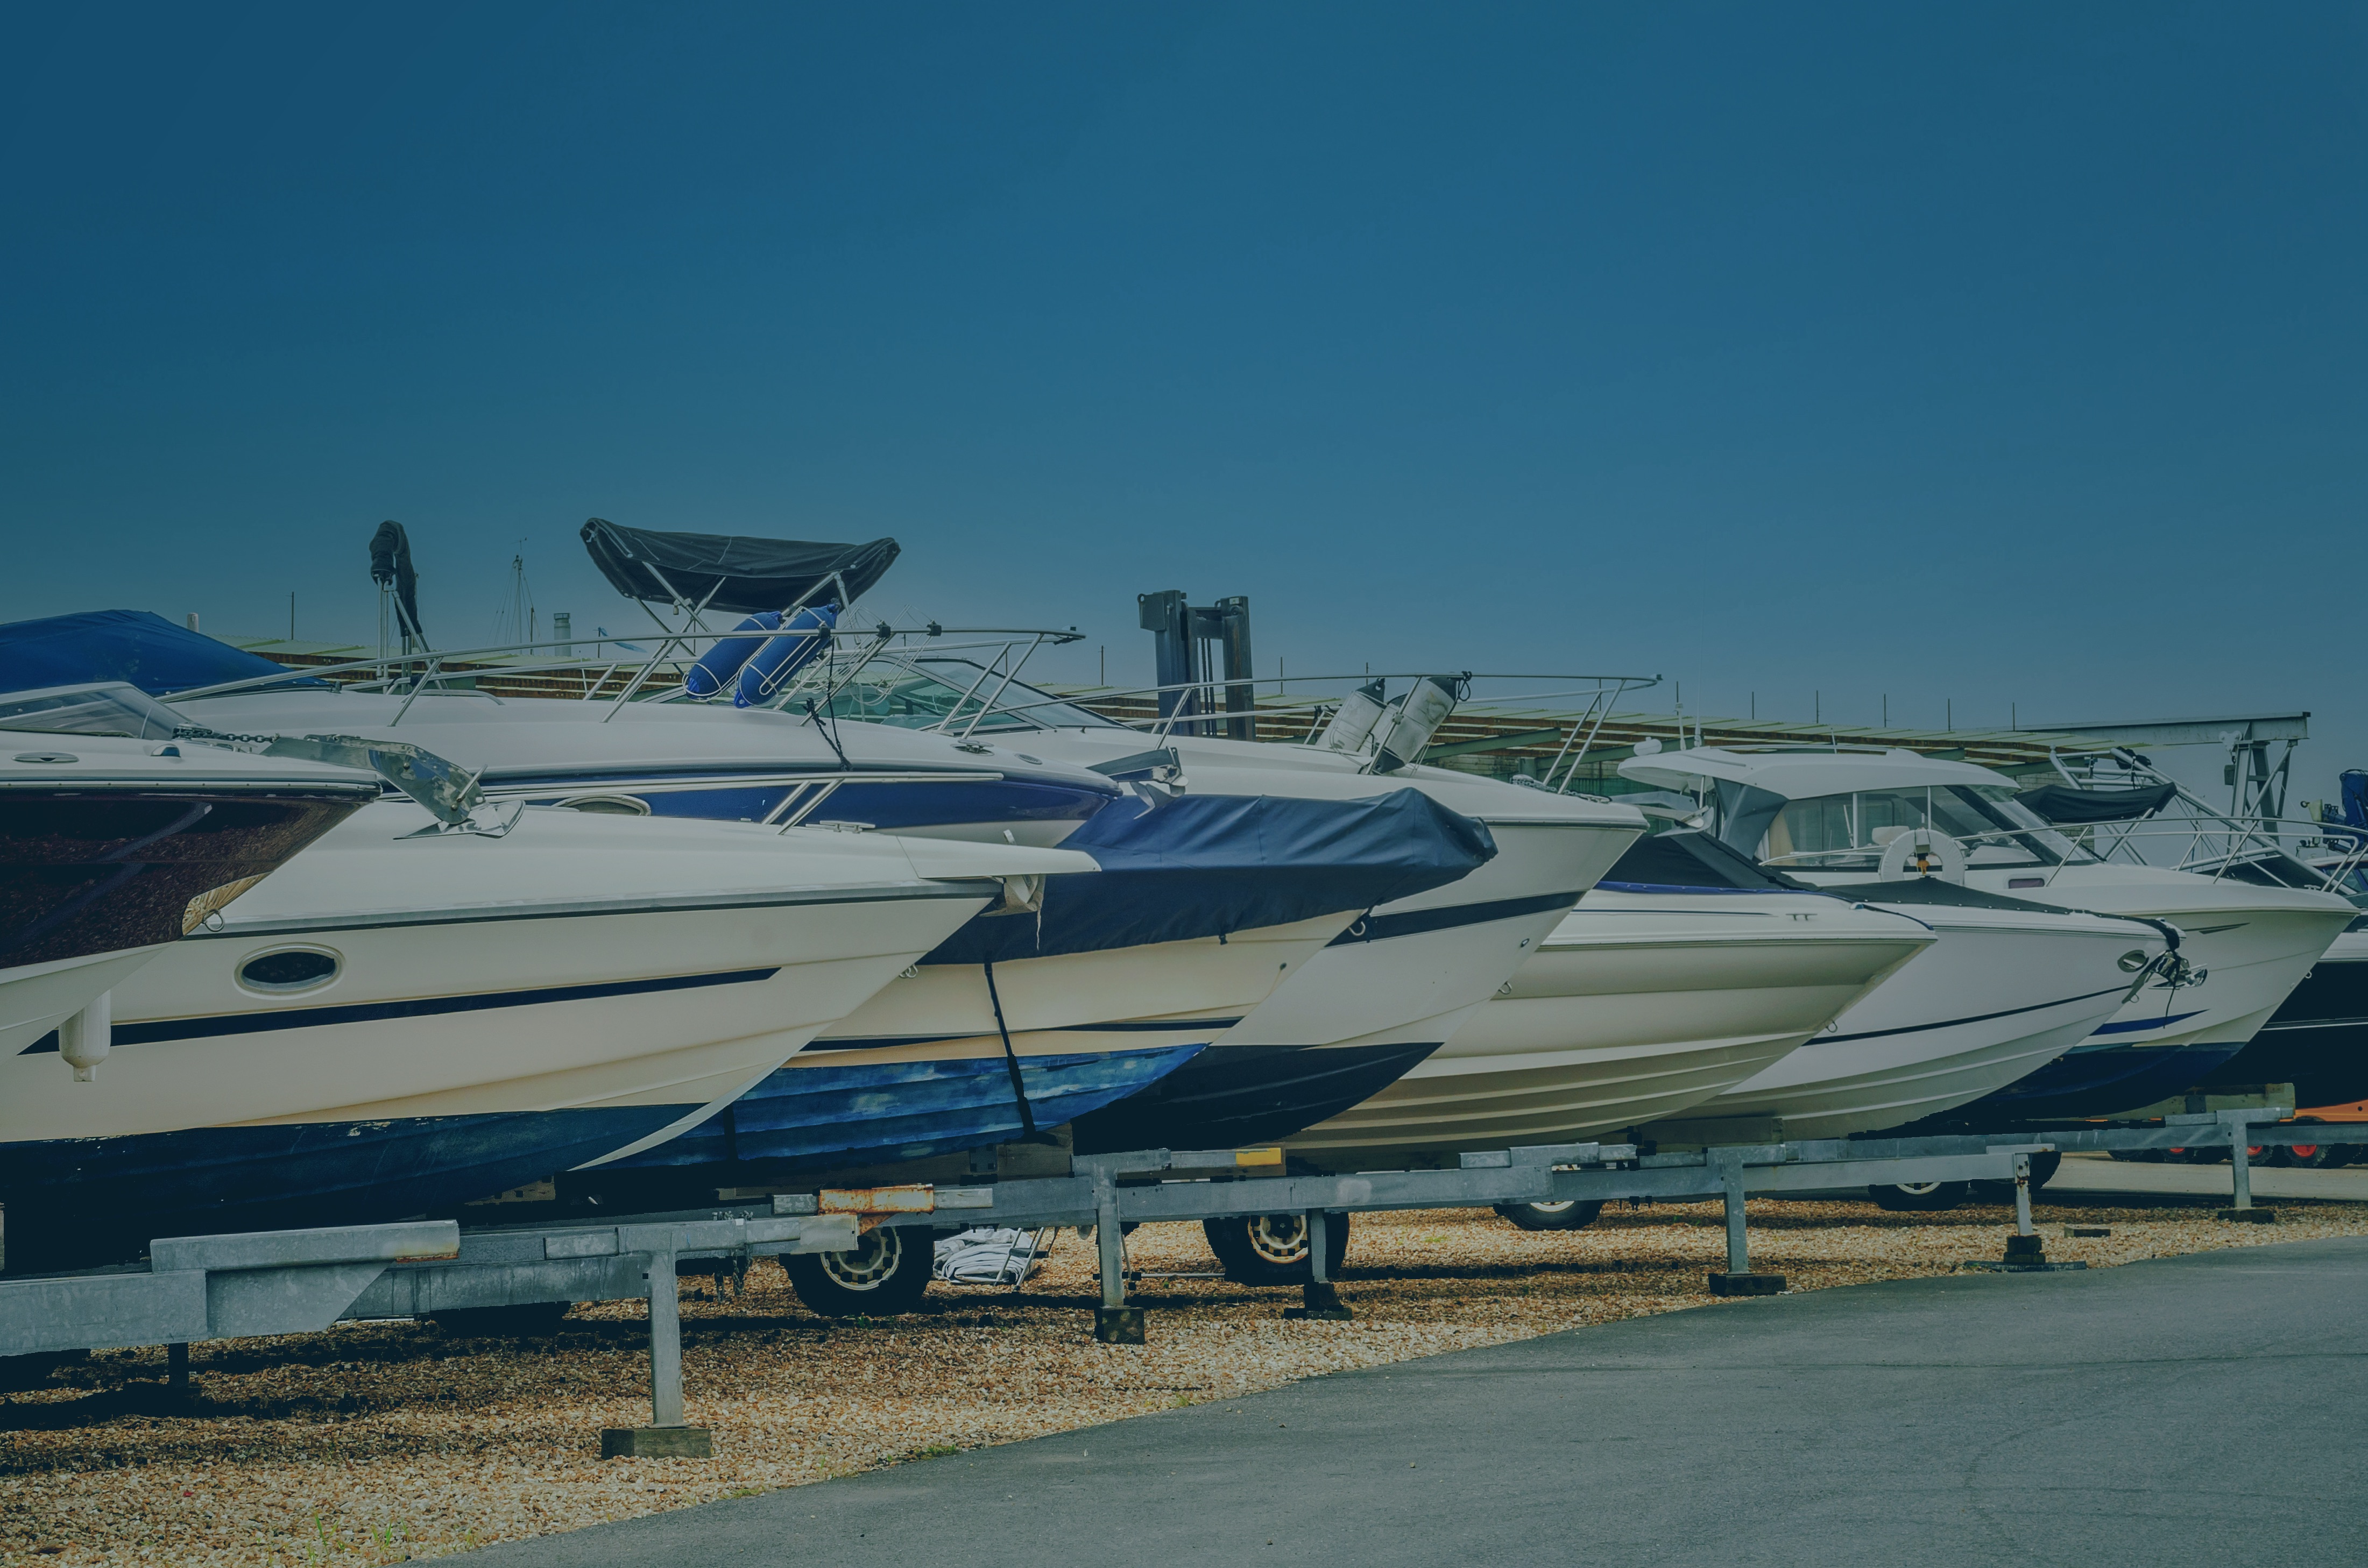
1495, 1199, 1606, 1232
1868, 1180, 1973, 1212
1201, 1212, 1351, 1287
782, 1226, 933, 1317
427, 1302, 572, 1338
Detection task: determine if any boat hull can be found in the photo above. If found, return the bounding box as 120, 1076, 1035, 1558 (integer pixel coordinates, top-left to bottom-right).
1078, 817, 1641, 1153
0, 809, 1022, 1267
623, 1042, 1205, 1173
2197, 930, 2368, 1106
610, 911, 1348, 1170
1698, 901, 2158, 1139
1282, 891, 1929, 1162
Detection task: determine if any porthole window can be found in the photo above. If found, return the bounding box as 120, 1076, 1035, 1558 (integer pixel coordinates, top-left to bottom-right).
237, 947, 341, 995
553, 793, 651, 815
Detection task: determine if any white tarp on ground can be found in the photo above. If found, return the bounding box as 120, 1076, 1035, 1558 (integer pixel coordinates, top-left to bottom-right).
931, 1226, 1054, 1285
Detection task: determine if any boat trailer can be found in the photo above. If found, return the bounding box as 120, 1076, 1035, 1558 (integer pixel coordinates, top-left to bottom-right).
0, 1108, 2320, 1456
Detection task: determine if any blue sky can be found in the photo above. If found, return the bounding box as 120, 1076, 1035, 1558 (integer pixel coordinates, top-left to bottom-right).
4, 4, 2362, 796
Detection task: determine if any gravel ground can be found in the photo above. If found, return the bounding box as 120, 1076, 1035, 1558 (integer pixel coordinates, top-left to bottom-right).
6, 1193, 2365, 1565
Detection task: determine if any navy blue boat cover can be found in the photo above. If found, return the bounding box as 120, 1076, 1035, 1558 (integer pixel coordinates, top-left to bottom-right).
0, 609, 323, 696
925, 788, 1497, 966
581, 519, 900, 615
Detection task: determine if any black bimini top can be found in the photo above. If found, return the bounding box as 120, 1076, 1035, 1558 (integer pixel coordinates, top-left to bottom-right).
581, 519, 900, 615
2014, 782, 2178, 825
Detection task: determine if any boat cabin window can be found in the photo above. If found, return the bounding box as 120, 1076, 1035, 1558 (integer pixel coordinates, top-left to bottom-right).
1733, 784, 2090, 871
815, 658, 1122, 733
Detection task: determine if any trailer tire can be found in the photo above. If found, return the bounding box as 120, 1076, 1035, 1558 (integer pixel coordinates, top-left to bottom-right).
1868, 1180, 1972, 1212
427, 1302, 572, 1338
782, 1226, 933, 1317
1495, 1200, 1606, 1232
1201, 1212, 1351, 1287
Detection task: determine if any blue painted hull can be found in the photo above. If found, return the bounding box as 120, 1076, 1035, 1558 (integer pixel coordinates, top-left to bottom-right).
1071, 1039, 1444, 1154
618, 1043, 1206, 1173
1942, 1040, 2249, 1125
0, 1105, 685, 1274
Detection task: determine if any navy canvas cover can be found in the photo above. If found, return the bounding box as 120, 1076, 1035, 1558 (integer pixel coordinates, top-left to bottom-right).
925, 788, 1497, 965
0, 609, 323, 696
2015, 782, 2178, 825
581, 518, 900, 615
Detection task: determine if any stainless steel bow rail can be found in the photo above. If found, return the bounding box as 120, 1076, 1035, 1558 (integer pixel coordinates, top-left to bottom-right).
0, 1113, 2326, 1457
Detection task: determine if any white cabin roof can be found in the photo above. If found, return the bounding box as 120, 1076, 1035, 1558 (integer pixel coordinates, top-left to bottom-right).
1616, 744, 2016, 801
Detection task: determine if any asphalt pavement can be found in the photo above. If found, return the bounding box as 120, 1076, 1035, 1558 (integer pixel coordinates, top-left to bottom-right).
470, 1234, 2368, 1567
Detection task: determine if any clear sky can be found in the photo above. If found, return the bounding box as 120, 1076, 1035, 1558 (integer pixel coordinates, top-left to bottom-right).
4, 5, 2362, 798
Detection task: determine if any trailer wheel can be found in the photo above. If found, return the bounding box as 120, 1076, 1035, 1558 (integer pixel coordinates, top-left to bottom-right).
1495, 1200, 1606, 1232
1201, 1212, 1351, 1287
782, 1226, 934, 1317
1868, 1180, 1971, 1212
427, 1302, 572, 1338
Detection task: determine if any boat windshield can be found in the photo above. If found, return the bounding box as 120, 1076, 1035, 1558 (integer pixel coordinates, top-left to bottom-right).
0, 683, 189, 741
814, 657, 1123, 733
1749, 783, 2094, 872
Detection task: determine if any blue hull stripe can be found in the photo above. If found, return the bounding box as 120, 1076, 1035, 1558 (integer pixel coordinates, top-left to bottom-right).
1330, 891, 1581, 947
2086, 1009, 2205, 1038
19, 967, 782, 1053
1818, 985, 2131, 1046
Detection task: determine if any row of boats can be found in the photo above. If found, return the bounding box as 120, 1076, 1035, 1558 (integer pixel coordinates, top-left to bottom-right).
4, 524, 2360, 1276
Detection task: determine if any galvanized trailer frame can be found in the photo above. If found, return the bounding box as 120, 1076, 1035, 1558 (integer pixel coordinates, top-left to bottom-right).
0, 1110, 2323, 1451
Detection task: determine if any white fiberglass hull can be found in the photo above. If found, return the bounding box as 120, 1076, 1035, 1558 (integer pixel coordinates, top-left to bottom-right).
0, 805, 1086, 1266
1692, 897, 2165, 1140
1017, 744, 1645, 1152
1284, 889, 1931, 1162
1, 945, 168, 1058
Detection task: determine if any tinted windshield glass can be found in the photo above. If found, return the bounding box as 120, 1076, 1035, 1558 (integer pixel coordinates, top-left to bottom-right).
0, 683, 187, 740
1756, 784, 2089, 871
817, 658, 1122, 732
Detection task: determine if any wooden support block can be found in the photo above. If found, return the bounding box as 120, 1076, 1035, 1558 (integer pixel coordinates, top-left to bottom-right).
1707, 1272, 1785, 1297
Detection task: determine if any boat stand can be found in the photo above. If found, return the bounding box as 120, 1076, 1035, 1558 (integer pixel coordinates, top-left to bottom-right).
1, 1111, 2317, 1452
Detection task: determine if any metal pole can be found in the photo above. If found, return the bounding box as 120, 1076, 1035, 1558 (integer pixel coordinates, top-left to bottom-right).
1095, 1179, 1125, 1310
647, 1250, 684, 1428
1720, 1152, 1749, 1275
2013, 1153, 2035, 1237
2229, 1128, 2253, 1212
1306, 1209, 1329, 1286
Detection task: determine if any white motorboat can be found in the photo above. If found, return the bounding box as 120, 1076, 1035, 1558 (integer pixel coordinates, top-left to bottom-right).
962, 694, 1648, 1151
595, 785, 1495, 1186
1282, 875, 1932, 1163
0, 799, 1090, 1268
16, 621, 1494, 1176
187, 633, 1619, 1153
1620, 746, 2357, 1120
2, 689, 380, 1062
